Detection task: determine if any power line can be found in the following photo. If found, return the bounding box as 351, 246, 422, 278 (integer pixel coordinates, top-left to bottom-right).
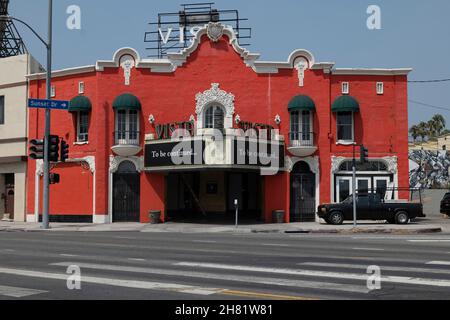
409, 99, 450, 112
409, 78, 450, 83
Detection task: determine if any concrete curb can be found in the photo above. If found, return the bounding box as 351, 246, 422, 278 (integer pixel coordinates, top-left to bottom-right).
0, 225, 444, 234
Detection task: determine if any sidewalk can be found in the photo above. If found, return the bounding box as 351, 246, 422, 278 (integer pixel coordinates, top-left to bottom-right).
0, 220, 445, 234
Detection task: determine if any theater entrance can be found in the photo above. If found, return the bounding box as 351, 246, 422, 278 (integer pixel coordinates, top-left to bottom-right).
166, 171, 263, 223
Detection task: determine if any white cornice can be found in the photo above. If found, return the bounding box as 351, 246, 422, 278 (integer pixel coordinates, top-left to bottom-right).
332, 68, 413, 76
26, 65, 96, 80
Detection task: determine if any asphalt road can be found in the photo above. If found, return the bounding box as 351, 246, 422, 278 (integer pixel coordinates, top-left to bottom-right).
0, 230, 450, 300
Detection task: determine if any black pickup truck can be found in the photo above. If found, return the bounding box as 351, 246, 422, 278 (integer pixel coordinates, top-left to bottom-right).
440, 192, 450, 217
318, 193, 425, 225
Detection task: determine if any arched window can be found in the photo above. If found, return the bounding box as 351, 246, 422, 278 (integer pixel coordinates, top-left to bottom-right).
204, 105, 225, 130
338, 160, 388, 172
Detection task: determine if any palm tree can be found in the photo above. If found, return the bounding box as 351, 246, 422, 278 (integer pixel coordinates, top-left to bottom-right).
417, 121, 429, 142
427, 119, 437, 138
409, 125, 420, 143
431, 114, 446, 136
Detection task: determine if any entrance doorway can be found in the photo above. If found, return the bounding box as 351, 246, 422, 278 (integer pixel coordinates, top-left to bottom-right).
166, 171, 262, 223
113, 161, 140, 222
290, 161, 316, 222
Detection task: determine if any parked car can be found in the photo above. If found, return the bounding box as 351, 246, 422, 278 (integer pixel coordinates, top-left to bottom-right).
318, 193, 425, 225
440, 192, 450, 217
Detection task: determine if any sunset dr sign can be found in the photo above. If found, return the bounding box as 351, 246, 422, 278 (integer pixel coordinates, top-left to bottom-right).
28, 98, 69, 110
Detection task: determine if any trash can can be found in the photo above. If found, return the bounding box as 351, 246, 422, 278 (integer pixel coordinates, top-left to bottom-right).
272, 210, 285, 224
149, 210, 161, 224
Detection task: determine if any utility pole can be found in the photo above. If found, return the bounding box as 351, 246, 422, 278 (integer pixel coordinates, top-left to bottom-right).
1, 0, 54, 229
42, 0, 53, 229
352, 143, 357, 227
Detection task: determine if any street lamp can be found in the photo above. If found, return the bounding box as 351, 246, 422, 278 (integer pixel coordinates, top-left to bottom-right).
1, 0, 53, 229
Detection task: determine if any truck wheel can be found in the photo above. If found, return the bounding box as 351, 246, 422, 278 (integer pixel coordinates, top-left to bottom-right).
329, 212, 344, 225
395, 211, 409, 225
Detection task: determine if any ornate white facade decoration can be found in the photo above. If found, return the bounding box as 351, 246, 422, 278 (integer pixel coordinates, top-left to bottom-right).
285, 156, 320, 174
109, 155, 144, 173
195, 83, 235, 130
119, 54, 135, 86
295, 57, 309, 87
331, 155, 398, 174
382, 156, 398, 174
207, 22, 225, 42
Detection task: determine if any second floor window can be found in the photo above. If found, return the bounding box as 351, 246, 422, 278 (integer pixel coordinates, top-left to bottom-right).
77, 111, 89, 142
290, 110, 312, 142
116, 109, 139, 144
0, 96, 4, 125
337, 111, 354, 142
204, 105, 224, 130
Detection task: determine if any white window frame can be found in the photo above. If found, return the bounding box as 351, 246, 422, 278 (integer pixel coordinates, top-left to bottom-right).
290, 110, 313, 146
342, 82, 349, 95
50, 86, 56, 98
356, 177, 372, 194
336, 176, 352, 203
204, 104, 225, 130
114, 109, 140, 145
336, 111, 354, 144
78, 81, 85, 94
76, 111, 89, 143
376, 82, 384, 95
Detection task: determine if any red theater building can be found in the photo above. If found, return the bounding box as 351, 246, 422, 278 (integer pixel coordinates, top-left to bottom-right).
25, 23, 411, 224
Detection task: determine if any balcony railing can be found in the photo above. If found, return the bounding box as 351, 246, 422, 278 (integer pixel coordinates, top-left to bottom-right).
289, 131, 315, 147
113, 131, 140, 146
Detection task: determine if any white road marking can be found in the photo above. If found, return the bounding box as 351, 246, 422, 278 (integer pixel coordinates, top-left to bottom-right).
352, 248, 385, 251
128, 258, 146, 262
426, 261, 450, 266
176, 262, 450, 288
0, 267, 222, 296
0, 285, 47, 298
299, 262, 450, 276
51, 262, 369, 294
192, 240, 218, 244
59, 254, 78, 257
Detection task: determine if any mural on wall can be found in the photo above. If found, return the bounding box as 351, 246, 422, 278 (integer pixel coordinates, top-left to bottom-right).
409, 150, 450, 189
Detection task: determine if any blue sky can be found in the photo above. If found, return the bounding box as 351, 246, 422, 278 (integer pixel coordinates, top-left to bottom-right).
9, 0, 450, 126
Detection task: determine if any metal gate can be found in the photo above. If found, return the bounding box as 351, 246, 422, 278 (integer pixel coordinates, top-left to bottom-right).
290, 162, 316, 222
113, 161, 140, 222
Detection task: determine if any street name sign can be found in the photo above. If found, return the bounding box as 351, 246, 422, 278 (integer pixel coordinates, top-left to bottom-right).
28, 99, 69, 110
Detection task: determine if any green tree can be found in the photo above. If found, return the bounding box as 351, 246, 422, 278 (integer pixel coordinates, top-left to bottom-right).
431, 114, 446, 136
417, 121, 429, 142
409, 125, 420, 143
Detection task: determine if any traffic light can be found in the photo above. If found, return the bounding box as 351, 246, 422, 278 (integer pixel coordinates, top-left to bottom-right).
29, 139, 45, 160
49, 173, 60, 185
60, 140, 69, 162
48, 135, 60, 162
360, 145, 369, 163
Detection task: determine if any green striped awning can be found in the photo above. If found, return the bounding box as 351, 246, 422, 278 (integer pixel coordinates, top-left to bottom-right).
112, 93, 141, 110
288, 95, 316, 112
68, 96, 92, 112
331, 96, 360, 112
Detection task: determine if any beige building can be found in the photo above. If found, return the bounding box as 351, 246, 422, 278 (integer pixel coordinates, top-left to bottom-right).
438, 134, 450, 151
0, 54, 42, 221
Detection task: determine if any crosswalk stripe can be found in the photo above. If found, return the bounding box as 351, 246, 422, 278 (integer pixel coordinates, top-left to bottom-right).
50, 262, 370, 294
0, 285, 47, 298
0, 267, 222, 296
175, 262, 450, 288
426, 261, 450, 266
299, 262, 450, 276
